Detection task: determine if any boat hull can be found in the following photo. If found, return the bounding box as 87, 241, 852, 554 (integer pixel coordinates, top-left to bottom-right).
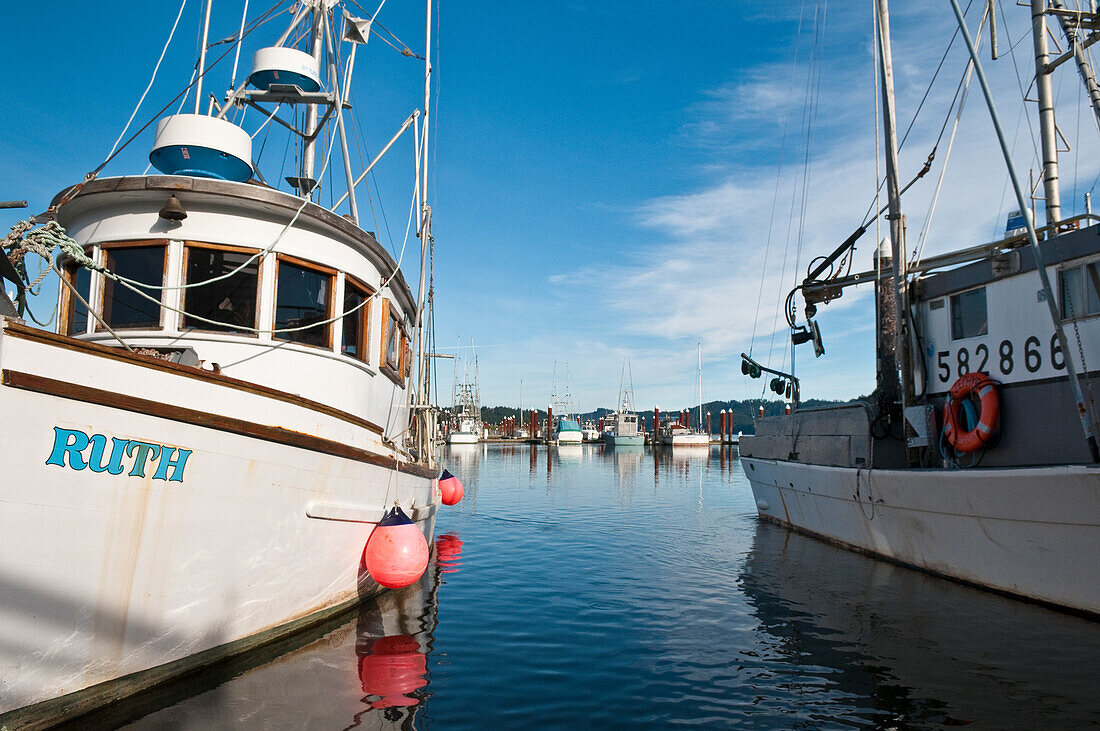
446, 431, 479, 444
555, 431, 582, 444
739, 457, 1100, 616
659, 433, 710, 447
0, 335, 437, 726
605, 434, 644, 447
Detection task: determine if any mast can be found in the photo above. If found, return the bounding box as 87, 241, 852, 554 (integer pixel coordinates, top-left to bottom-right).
875, 0, 914, 414
300, 7, 326, 197
1032, 0, 1062, 225
1048, 1, 1100, 130
696, 343, 703, 430
195, 0, 214, 114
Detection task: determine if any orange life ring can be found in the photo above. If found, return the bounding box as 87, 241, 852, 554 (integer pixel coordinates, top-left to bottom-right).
942, 372, 1000, 453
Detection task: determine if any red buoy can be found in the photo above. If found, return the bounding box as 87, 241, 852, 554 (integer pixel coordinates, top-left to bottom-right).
364, 506, 428, 588
438, 468, 464, 505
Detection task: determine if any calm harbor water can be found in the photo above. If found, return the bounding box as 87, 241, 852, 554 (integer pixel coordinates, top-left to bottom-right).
101, 443, 1098, 729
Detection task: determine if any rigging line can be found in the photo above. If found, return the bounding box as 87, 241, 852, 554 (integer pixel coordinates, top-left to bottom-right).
911, 4, 990, 267
783, 4, 827, 375
766, 0, 818, 367
348, 105, 384, 243
748, 0, 808, 355
897, 0, 976, 151
76, 1, 285, 190
347, 0, 424, 58
106, 0, 189, 162
350, 103, 396, 257
995, 0, 1042, 169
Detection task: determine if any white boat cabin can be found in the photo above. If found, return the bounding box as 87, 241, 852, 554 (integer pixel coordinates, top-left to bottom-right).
52, 176, 415, 434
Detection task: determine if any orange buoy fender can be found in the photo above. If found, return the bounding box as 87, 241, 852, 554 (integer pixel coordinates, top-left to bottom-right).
364, 506, 429, 589
438, 468, 464, 506
943, 372, 1000, 453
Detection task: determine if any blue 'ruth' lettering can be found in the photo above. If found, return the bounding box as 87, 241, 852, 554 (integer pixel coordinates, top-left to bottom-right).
45, 427, 192, 483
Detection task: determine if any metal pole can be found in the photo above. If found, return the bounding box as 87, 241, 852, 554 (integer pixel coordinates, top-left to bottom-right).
1048, 1, 1100, 130
949, 0, 1099, 461
1032, 0, 1062, 225
876, 0, 914, 412
300, 8, 325, 197
195, 0, 214, 114
322, 13, 359, 224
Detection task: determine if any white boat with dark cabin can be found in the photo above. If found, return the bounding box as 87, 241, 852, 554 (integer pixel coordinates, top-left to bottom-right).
0, 0, 444, 725
605, 358, 644, 447
738, 0, 1100, 617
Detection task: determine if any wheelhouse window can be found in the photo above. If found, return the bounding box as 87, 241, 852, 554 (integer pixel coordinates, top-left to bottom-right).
1060, 261, 1100, 319
101, 244, 166, 329
342, 277, 372, 361
950, 287, 987, 340
274, 257, 332, 347
182, 245, 259, 333
379, 299, 407, 385
62, 262, 91, 335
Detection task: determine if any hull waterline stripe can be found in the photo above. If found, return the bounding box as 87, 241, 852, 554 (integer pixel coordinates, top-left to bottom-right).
2, 321, 385, 436
0, 369, 436, 480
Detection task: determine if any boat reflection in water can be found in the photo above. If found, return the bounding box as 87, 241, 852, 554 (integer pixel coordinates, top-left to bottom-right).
739, 520, 1100, 728
102, 533, 460, 729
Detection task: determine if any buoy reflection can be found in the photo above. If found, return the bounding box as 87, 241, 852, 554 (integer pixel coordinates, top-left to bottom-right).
436, 533, 464, 574
356, 634, 428, 709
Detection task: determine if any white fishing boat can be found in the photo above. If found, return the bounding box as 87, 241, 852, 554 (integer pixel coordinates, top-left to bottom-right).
0, 1, 444, 725
446, 338, 480, 444
659, 344, 709, 447
605, 358, 644, 447
555, 417, 583, 444
581, 420, 601, 442
739, 1, 1100, 617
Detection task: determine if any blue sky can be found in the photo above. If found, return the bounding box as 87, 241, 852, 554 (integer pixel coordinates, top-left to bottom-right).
4, 2, 1100, 412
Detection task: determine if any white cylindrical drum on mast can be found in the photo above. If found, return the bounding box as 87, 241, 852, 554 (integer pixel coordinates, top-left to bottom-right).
249, 47, 322, 92
149, 114, 253, 182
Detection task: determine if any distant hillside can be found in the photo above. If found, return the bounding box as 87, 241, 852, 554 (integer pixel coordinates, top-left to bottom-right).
476, 398, 853, 435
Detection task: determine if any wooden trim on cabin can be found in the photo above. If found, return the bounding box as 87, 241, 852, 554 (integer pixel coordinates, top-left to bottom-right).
1, 322, 385, 436
272, 254, 335, 350
180, 242, 263, 336
1, 369, 437, 480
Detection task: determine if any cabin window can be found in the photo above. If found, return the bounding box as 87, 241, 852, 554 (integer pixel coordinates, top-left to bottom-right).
950, 287, 987, 340
342, 278, 372, 361
274, 258, 333, 347
1059, 261, 1100, 319
379, 299, 407, 385
101, 245, 166, 329
182, 245, 259, 333
63, 262, 91, 335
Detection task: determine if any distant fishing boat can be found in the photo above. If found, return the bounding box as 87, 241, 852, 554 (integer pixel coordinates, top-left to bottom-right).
659, 344, 709, 447
549, 361, 582, 443
0, 1, 443, 725
446, 338, 481, 444
605, 358, 644, 447
738, 0, 1100, 616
